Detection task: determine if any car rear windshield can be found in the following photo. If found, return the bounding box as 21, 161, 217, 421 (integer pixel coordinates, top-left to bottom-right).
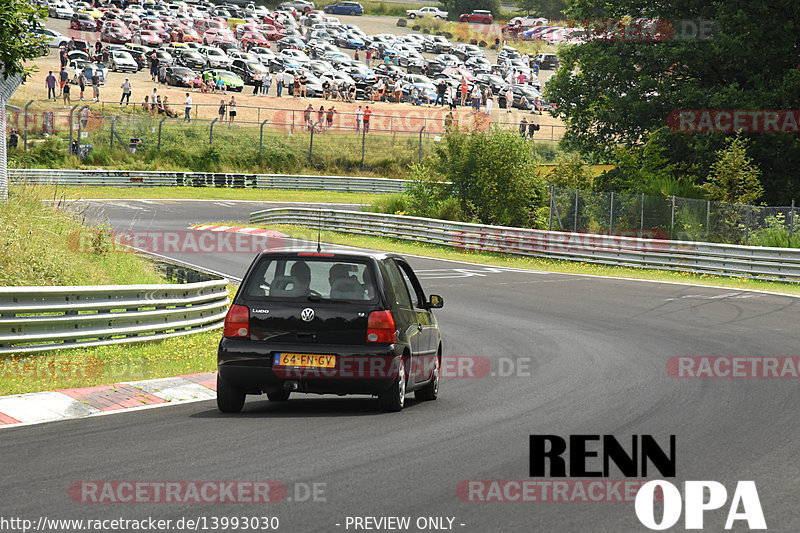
244, 257, 378, 302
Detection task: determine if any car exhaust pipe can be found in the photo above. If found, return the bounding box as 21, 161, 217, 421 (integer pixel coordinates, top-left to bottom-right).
283, 381, 300, 391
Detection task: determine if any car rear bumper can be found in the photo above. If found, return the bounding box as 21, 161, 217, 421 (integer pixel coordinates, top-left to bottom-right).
218, 338, 404, 395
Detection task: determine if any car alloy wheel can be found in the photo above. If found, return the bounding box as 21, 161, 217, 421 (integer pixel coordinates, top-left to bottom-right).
378, 358, 406, 412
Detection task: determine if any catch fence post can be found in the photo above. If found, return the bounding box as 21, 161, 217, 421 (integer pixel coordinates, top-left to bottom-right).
210, 118, 217, 145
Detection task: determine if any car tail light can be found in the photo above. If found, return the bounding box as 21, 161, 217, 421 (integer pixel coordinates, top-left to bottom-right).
367, 310, 397, 343
223, 304, 250, 338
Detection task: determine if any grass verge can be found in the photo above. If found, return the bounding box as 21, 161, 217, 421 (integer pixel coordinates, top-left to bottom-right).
243, 223, 800, 296
0, 185, 164, 286
0, 328, 220, 396
25, 185, 384, 204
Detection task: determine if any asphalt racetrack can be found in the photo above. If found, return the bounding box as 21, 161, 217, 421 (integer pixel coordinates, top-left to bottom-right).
2, 199, 798, 532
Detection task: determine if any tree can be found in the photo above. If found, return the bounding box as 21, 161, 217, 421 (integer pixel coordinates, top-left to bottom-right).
514, 0, 566, 19
0, 0, 47, 80
434, 127, 547, 227
702, 137, 763, 205
546, 0, 800, 204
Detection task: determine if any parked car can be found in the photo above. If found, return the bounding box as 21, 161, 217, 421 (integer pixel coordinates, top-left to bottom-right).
533, 53, 560, 70
108, 50, 139, 72
133, 30, 163, 47
70, 12, 97, 31
324, 1, 363, 15
406, 6, 447, 19
422, 34, 451, 54
216, 250, 444, 413
34, 27, 70, 48
452, 43, 484, 62
176, 49, 208, 70
165, 65, 197, 87
230, 59, 269, 84
201, 46, 233, 68
459, 9, 493, 24
48, 1, 74, 19
202, 69, 245, 91
277, 0, 315, 14
101, 21, 133, 44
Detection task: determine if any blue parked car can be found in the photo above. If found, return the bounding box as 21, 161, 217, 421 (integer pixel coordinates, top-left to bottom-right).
323, 1, 363, 15
336, 32, 366, 49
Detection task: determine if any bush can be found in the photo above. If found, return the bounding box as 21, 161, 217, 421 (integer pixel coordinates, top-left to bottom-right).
434, 127, 547, 227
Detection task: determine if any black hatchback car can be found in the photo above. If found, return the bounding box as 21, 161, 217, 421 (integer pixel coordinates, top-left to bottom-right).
217, 250, 444, 412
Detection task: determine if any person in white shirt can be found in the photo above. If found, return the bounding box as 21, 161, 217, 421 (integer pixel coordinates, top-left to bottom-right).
505, 86, 513, 113
184, 93, 192, 122
484, 87, 493, 115
355, 105, 363, 132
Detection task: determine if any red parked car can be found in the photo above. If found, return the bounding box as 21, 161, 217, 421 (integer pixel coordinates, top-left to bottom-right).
133, 29, 163, 46
241, 32, 270, 50
100, 20, 133, 43
259, 24, 285, 41
459, 9, 493, 24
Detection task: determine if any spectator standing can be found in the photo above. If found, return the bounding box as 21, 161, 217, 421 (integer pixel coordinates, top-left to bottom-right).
355, 105, 363, 132
159, 63, 167, 86
184, 93, 192, 122
435, 81, 446, 106
293, 74, 300, 97
325, 106, 336, 129
120, 78, 132, 106
470, 86, 480, 113
519, 117, 528, 136
484, 87, 493, 115
505, 86, 513, 113
149, 51, 158, 81
362, 105, 371, 133
228, 96, 237, 122
276, 72, 284, 97
460, 77, 468, 106
303, 104, 313, 130
365, 48, 372, 66
252, 71, 262, 95
91, 73, 100, 102
59, 68, 68, 96
354, 49, 359, 62
527, 120, 537, 138
299, 72, 308, 97
447, 85, 456, 110
218, 99, 226, 121
45, 71, 57, 100
59, 47, 68, 70
78, 72, 86, 100
317, 105, 325, 127
263, 72, 272, 96
62, 81, 71, 108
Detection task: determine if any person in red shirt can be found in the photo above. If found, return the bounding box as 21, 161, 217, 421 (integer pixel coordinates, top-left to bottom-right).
362, 106, 372, 133
365, 48, 372, 67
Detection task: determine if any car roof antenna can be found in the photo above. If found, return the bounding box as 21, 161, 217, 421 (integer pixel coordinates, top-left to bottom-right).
316, 209, 322, 253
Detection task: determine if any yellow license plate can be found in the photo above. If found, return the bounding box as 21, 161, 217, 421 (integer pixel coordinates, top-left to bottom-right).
273, 353, 336, 368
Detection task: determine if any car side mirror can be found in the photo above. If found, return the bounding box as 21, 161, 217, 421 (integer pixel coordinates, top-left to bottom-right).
427, 294, 443, 309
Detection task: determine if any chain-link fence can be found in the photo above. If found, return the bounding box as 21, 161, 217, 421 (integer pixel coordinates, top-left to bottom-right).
548, 186, 799, 246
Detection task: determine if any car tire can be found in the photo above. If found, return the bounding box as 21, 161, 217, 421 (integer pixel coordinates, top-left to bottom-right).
217, 374, 245, 413
415, 353, 440, 401
267, 390, 291, 401
378, 357, 406, 412
484, 18, 491, 24
350, 10, 357, 15
409, 14, 415, 19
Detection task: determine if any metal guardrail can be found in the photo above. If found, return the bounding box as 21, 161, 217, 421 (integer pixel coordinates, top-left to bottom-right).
0, 280, 230, 355
9, 169, 410, 194
250, 208, 800, 283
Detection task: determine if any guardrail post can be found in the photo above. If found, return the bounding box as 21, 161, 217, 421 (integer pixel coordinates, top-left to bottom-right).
259, 119, 269, 152
110, 116, 119, 149
790, 199, 796, 240
670, 195, 675, 239
418, 126, 425, 164
68, 104, 79, 153
745, 203, 751, 244
157, 117, 168, 149
209, 118, 217, 145
706, 200, 711, 241
548, 184, 554, 231
609, 191, 614, 233
574, 189, 579, 231
23, 100, 34, 151
360, 126, 366, 171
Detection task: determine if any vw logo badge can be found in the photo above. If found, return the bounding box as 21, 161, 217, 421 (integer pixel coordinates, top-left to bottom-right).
301, 308, 315, 322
